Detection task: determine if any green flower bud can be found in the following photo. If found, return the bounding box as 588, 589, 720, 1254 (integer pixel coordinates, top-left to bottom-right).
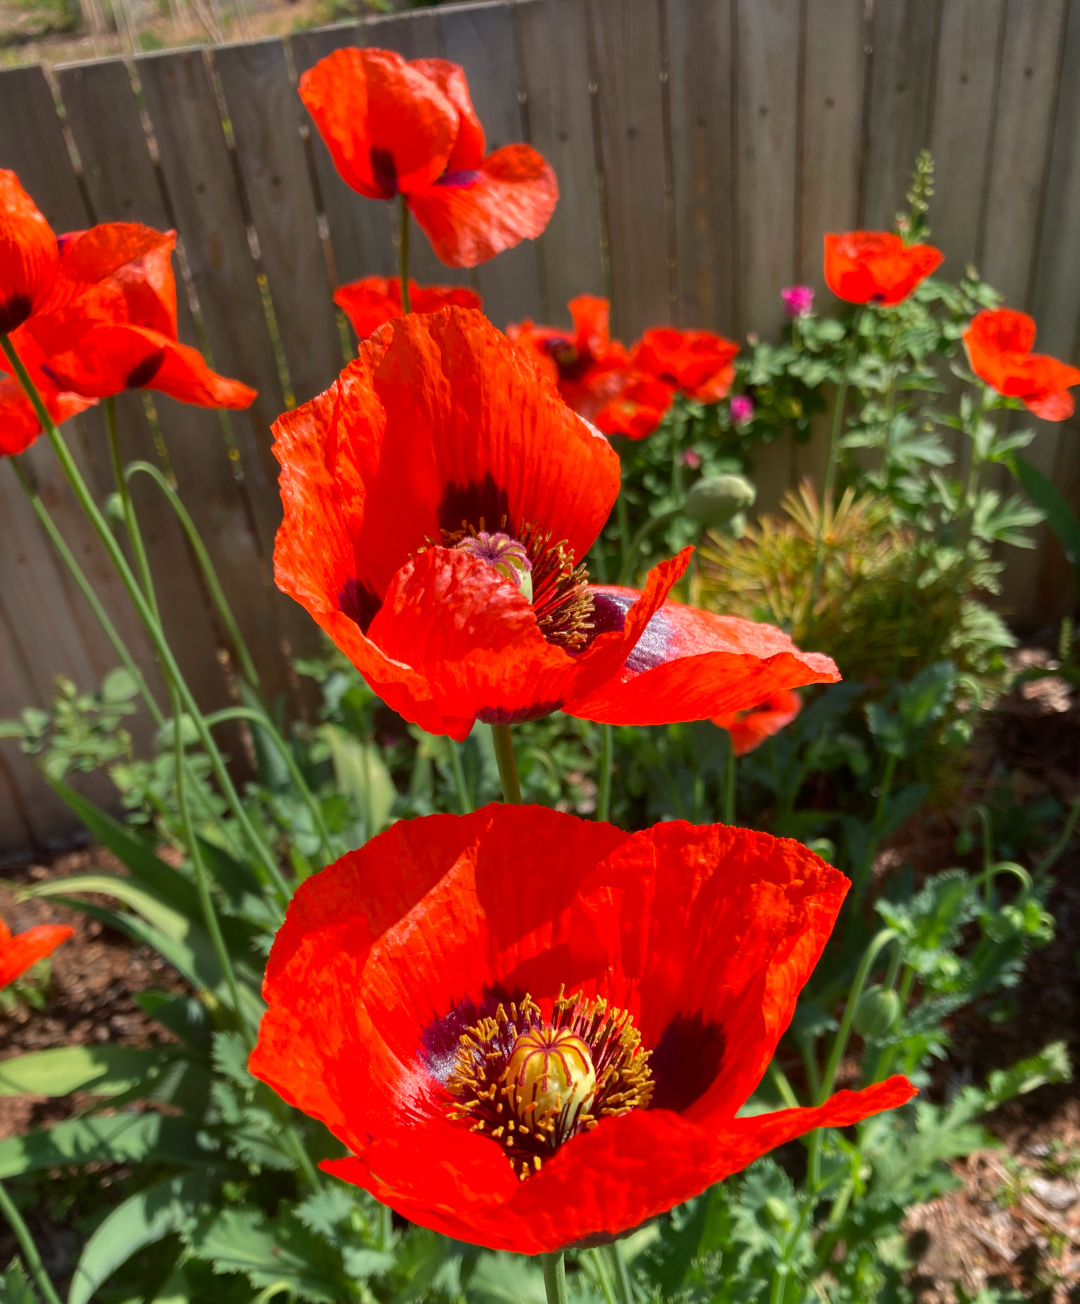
683, 474, 757, 527
852, 985, 901, 1039
763, 1196, 791, 1228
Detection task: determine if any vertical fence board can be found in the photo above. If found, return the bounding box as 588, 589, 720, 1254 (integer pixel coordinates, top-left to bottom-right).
289, 20, 398, 296
667, 0, 735, 334
799, 0, 867, 300
440, 1, 542, 328
587, 0, 669, 339
54, 57, 234, 724
214, 37, 342, 405
514, 0, 604, 325
862, 0, 941, 228
928, 0, 1005, 270
136, 47, 319, 700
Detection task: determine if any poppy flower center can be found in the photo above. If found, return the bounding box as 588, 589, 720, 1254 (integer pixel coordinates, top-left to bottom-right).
445, 988, 654, 1181
443, 522, 595, 653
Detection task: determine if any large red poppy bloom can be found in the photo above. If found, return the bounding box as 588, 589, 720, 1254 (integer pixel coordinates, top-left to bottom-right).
300, 49, 557, 268
272, 307, 838, 739
963, 308, 1080, 421
0, 915, 74, 989
823, 231, 943, 307
5, 231, 256, 414
334, 275, 481, 342
713, 688, 802, 756
250, 805, 914, 1253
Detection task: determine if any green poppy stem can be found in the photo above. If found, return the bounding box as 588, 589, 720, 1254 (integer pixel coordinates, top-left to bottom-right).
0, 1178, 64, 1304
399, 196, 412, 313
542, 1252, 569, 1304
597, 722, 614, 823
723, 735, 737, 825
490, 723, 522, 804
1, 333, 289, 902
604, 1242, 636, 1304
448, 738, 473, 814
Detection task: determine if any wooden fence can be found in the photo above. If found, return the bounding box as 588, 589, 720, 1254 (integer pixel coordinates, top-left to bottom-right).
1, 0, 1079, 852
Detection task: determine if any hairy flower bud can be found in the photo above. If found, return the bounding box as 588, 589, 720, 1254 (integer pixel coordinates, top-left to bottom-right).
683, 473, 757, 527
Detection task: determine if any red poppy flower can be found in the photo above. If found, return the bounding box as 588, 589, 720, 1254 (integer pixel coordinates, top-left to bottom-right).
0, 170, 167, 336
333, 275, 481, 341
507, 295, 634, 425
630, 327, 740, 404
250, 805, 915, 1253
823, 231, 944, 307
5, 230, 255, 413
272, 307, 838, 740
963, 308, 1080, 421
0, 915, 74, 989
0, 370, 93, 457
300, 50, 557, 268
712, 688, 802, 756
592, 373, 678, 440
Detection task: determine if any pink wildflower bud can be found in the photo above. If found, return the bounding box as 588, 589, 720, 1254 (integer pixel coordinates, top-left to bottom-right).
781, 285, 815, 318
730, 395, 754, 426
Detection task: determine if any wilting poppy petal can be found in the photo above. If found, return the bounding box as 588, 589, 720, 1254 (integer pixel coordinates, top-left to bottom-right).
0, 371, 93, 457
963, 308, 1080, 421
333, 275, 481, 341
0, 916, 74, 988
631, 327, 740, 402
46, 323, 255, 409
410, 58, 486, 174
300, 48, 459, 200
564, 593, 839, 725
407, 144, 559, 268
251, 805, 914, 1253
823, 231, 943, 307
713, 688, 802, 756
0, 170, 59, 334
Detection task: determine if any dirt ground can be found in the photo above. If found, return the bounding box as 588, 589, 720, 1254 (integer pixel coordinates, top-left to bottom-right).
0, 649, 1077, 1300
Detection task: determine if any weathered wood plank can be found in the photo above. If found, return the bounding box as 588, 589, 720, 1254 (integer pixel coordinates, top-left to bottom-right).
667, 0, 735, 334
440, 1, 543, 328
861, 0, 941, 229
136, 47, 321, 697
799, 0, 867, 302
928, 0, 1006, 271
214, 37, 343, 404
514, 0, 604, 325
587, 0, 669, 339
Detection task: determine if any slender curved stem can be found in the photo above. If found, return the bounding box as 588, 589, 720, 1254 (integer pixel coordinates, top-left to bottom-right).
768, 1061, 800, 1109
2, 334, 288, 901
9, 456, 165, 728
126, 460, 263, 695
605, 1242, 636, 1304
617, 507, 681, 586
587, 1249, 617, 1304
723, 736, 737, 825
0, 1177, 64, 1304
203, 706, 334, 864
542, 1253, 569, 1304
1037, 784, 1080, 875
490, 723, 522, 804
104, 397, 159, 621
806, 927, 900, 1190
448, 738, 472, 814
398, 196, 412, 314
598, 723, 614, 823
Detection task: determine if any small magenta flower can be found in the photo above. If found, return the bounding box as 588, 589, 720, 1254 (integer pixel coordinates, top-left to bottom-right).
730, 395, 754, 426
682, 449, 702, 469
781, 285, 815, 318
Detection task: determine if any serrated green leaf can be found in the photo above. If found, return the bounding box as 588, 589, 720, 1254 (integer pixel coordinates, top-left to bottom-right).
187, 1207, 344, 1303
293, 1187, 356, 1240
465, 1253, 547, 1304
68, 1171, 217, 1304
0, 1045, 178, 1098
0, 1113, 202, 1177
0, 1259, 37, 1304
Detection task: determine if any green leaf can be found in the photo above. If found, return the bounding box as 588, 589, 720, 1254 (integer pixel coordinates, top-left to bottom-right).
0, 1113, 202, 1177
466, 1253, 547, 1304
985, 1040, 1071, 1104
101, 668, 139, 703
324, 725, 396, 839
0, 1259, 38, 1304
68, 1171, 217, 1304
0, 1045, 178, 1098
187, 1207, 346, 1303
1012, 454, 1080, 586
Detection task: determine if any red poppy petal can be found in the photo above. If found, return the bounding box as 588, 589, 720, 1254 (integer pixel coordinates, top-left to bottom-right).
333, 275, 481, 341
0, 170, 58, 334
325, 1078, 913, 1253
45, 324, 254, 408
407, 144, 558, 268
47, 223, 172, 315
564, 594, 839, 725
300, 48, 459, 200
0, 923, 75, 989
1026, 388, 1076, 421
592, 373, 674, 439
110, 234, 178, 337
0, 370, 93, 457
824, 231, 943, 307
713, 688, 802, 756
568, 295, 613, 358
410, 58, 486, 174
273, 308, 619, 612
631, 328, 740, 398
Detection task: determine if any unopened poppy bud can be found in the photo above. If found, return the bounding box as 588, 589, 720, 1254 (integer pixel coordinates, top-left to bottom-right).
852, 985, 901, 1039
683, 473, 756, 527
504, 1026, 596, 1144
